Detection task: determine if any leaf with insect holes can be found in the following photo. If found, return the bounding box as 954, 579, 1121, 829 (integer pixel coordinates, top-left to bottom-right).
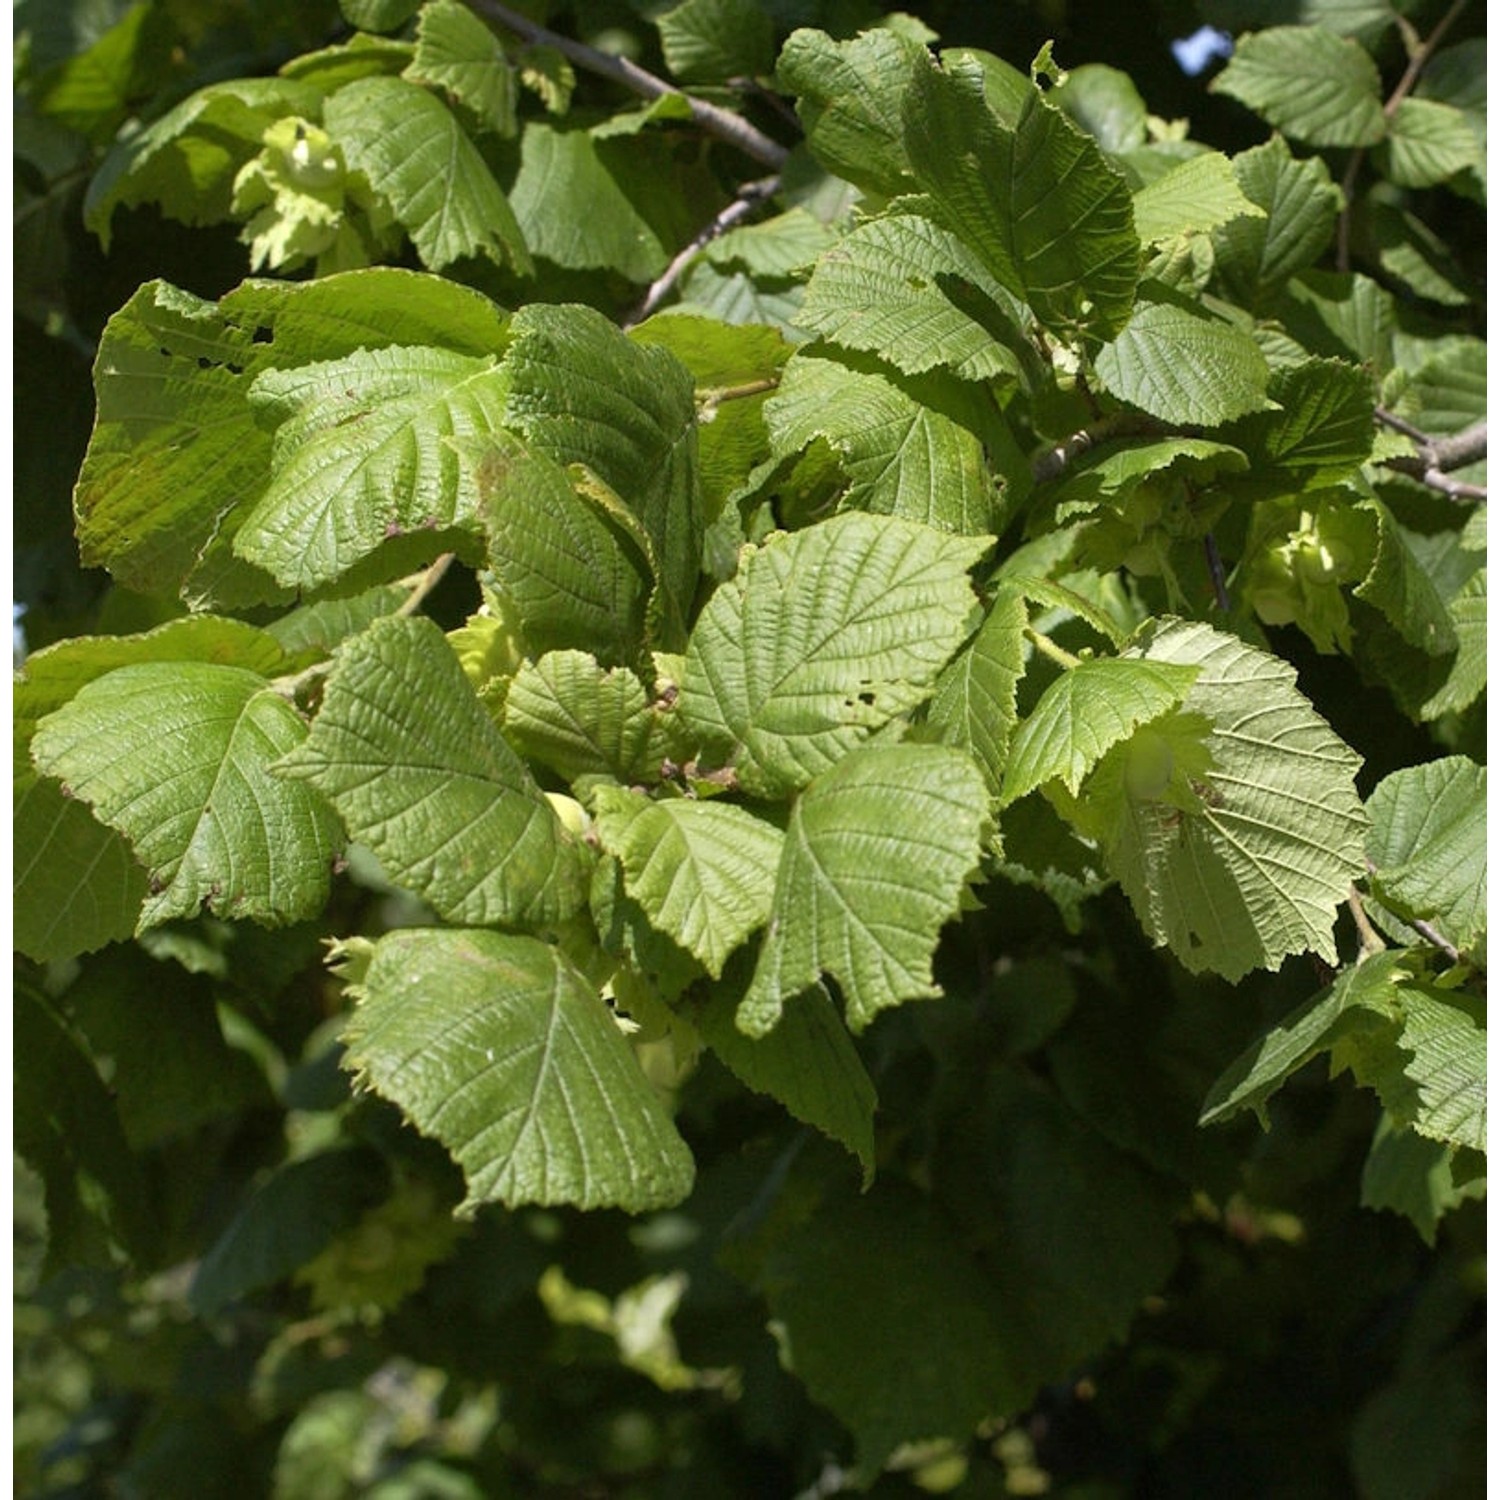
679, 512, 989, 797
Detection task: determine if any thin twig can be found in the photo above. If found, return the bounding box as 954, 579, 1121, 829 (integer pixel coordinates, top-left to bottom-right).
1346, 885, 1388, 959
1023, 626, 1082, 670
1375, 412, 1487, 502
466, 0, 789, 169
1336, 0, 1470, 270
1385, 466, 1487, 503
1203, 533, 1230, 611
624, 174, 781, 328
395, 552, 456, 617
1029, 413, 1161, 483
1409, 915, 1465, 964
697, 377, 781, 409
1362, 857, 1464, 964
269, 556, 458, 706
1374, 406, 1430, 444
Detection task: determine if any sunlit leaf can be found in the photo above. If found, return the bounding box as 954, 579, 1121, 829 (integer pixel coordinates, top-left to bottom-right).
276, 616, 590, 927
594, 786, 783, 976
344, 928, 695, 1211
680, 513, 988, 796
740, 744, 990, 1034
32, 662, 341, 929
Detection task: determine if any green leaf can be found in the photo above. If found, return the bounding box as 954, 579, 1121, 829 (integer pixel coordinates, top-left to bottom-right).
699, 208, 838, 277
1211, 136, 1342, 305
1131, 151, 1265, 245
265, 584, 410, 656
344, 928, 696, 1212
591, 859, 706, 1004
1419, 567, 1484, 721
776, 26, 928, 198
278, 34, 416, 92
1414, 37, 1486, 198
1388, 986, 1485, 1152
1391, 334, 1486, 436
1210, 26, 1385, 147
1353, 498, 1458, 657
503, 652, 658, 784
1225, 357, 1375, 489
74, 271, 512, 608
795, 213, 1032, 384
594, 787, 783, 977
926, 586, 1028, 797
1202, 953, 1484, 1152
1361, 1112, 1486, 1246
66, 945, 271, 1148
1201, 950, 1409, 1127
1050, 63, 1148, 152
1366, 757, 1486, 953
507, 124, 685, 282
84, 77, 325, 250
31, 661, 341, 929
1084, 618, 1368, 980
404, 0, 517, 136
236, 344, 507, 590
903, 59, 1139, 340
680, 513, 989, 797
749, 1181, 1018, 1480
190, 1150, 389, 1315
629, 315, 793, 520
656, 0, 774, 84
1376, 97, 1481, 189
1094, 296, 1270, 425
1001, 659, 1202, 805
323, 76, 532, 272
31, 3, 163, 142
1278, 269, 1397, 372
693, 981, 875, 1181
473, 445, 653, 665
16, 980, 152, 1273
278, 615, 591, 926
15, 617, 301, 748
1042, 437, 1250, 522
341, 0, 421, 29
501, 304, 702, 650
14, 624, 287, 959
740, 743, 990, 1035
764, 348, 1009, 534
14, 784, 149, 962
1369, 200, 1474, 307
675, 259, 806, 336
939, 1066, 1183, 1401
73, 280, 286, 608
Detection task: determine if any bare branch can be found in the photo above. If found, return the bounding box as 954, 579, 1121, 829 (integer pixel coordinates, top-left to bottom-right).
1427, 420, 1488, 472
466, 0, 789, 168
623, 175, 781, 328
1385, 465, 1487, 503
1029, 413, 1161, 483
1376, 412, 1487, 502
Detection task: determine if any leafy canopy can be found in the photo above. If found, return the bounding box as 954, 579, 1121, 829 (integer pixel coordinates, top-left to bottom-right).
14, 1, 1485, 1494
